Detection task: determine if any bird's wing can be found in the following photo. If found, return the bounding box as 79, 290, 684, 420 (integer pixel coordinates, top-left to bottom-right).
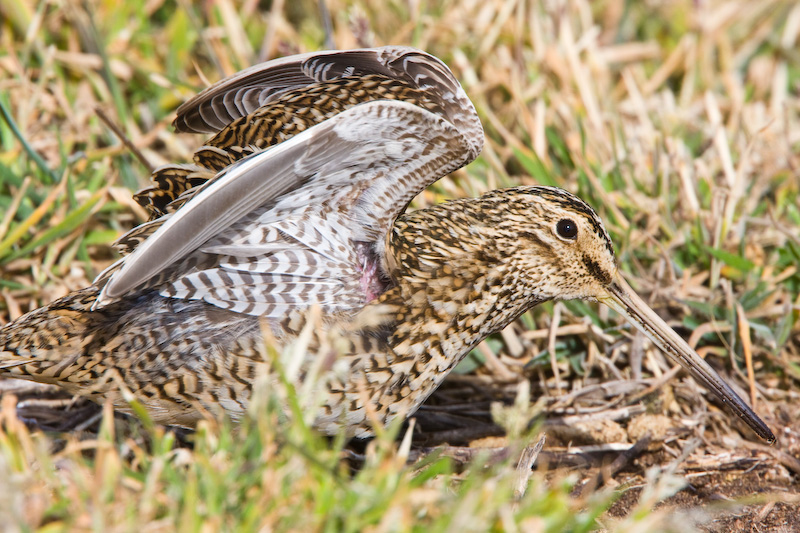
173, 46, 476, 137
133, 46, 481, 223
96, 99, 482, 314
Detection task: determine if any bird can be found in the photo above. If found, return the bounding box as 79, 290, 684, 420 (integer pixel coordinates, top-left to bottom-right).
0, 46, 774, 443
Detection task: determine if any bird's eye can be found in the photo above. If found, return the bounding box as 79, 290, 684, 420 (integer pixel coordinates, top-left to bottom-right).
556, 219, 578, 240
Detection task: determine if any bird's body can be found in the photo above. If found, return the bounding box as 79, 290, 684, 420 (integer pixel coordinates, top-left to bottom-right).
0, 188, 595, 436
0, 47, 774, 442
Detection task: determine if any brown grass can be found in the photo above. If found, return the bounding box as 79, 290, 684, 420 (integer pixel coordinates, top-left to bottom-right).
0, 0, 799, 530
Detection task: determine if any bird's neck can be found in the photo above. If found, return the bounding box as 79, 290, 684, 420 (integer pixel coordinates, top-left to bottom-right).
327, 200, 544, 424
350, 200, 542, 377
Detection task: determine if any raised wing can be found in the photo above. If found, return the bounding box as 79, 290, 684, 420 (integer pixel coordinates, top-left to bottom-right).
173, 46, 479, 140
96, 47, 483, 316
134, 47, 481, 222
96, 100, 482, 315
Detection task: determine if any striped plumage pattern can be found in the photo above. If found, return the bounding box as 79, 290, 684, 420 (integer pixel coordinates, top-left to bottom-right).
0, 47, 774, 442
97, 47, 482, 317
1, 46, 493, 435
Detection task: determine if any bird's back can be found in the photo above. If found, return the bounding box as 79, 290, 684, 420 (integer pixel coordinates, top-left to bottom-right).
0, 46, 484, 435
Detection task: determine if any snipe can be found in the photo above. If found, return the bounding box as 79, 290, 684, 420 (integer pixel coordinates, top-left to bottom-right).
0, 47, 774, 442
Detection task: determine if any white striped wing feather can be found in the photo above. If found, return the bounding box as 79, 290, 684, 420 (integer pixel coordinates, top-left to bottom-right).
97, 99, 482, 316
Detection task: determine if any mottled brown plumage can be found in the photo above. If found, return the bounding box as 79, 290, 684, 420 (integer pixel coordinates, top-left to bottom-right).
0, 47, 774, 442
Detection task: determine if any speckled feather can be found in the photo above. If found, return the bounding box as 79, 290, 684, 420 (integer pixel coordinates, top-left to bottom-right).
1, 46, 497, 435
0, 47, 774, 441
0, 185, 619, 435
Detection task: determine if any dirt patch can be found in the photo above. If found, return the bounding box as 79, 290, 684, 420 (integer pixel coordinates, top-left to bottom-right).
606, 466, 800, 532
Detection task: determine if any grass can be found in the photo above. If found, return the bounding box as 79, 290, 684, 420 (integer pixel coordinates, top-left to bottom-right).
0, 362, 695, 531
1, 0, 799, 530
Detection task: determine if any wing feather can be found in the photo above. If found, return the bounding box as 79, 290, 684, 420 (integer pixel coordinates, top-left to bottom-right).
173, 46, 482, 157
97, 99, 480, 311
174, 47, 410, 134
97, 47, 483, 316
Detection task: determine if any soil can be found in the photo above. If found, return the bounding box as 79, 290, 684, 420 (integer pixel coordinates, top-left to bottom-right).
608, 467, 800, 532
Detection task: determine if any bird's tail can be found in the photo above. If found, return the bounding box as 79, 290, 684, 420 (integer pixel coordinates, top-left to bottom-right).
1, 287, 100, 384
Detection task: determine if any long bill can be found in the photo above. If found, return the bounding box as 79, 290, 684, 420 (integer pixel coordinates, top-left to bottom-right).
598, 272, 775, 444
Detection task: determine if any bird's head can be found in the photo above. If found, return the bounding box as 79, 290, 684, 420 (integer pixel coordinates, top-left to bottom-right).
480, 186, 617, 302
477, 186, 774, 443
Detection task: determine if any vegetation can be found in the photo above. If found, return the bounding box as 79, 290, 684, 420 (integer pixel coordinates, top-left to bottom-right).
0, 0, 798, 530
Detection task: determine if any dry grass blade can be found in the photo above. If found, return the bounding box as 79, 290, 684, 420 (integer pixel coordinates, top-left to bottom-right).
0, 176, 67, 260
0, 177, 31, 244
0, 0, 798, 531
513, 433, 546, 500
95, 107, 154, 173
736, 302, 758, 409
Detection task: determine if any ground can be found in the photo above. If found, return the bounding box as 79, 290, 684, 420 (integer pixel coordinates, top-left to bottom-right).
0, 0, 798, 531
